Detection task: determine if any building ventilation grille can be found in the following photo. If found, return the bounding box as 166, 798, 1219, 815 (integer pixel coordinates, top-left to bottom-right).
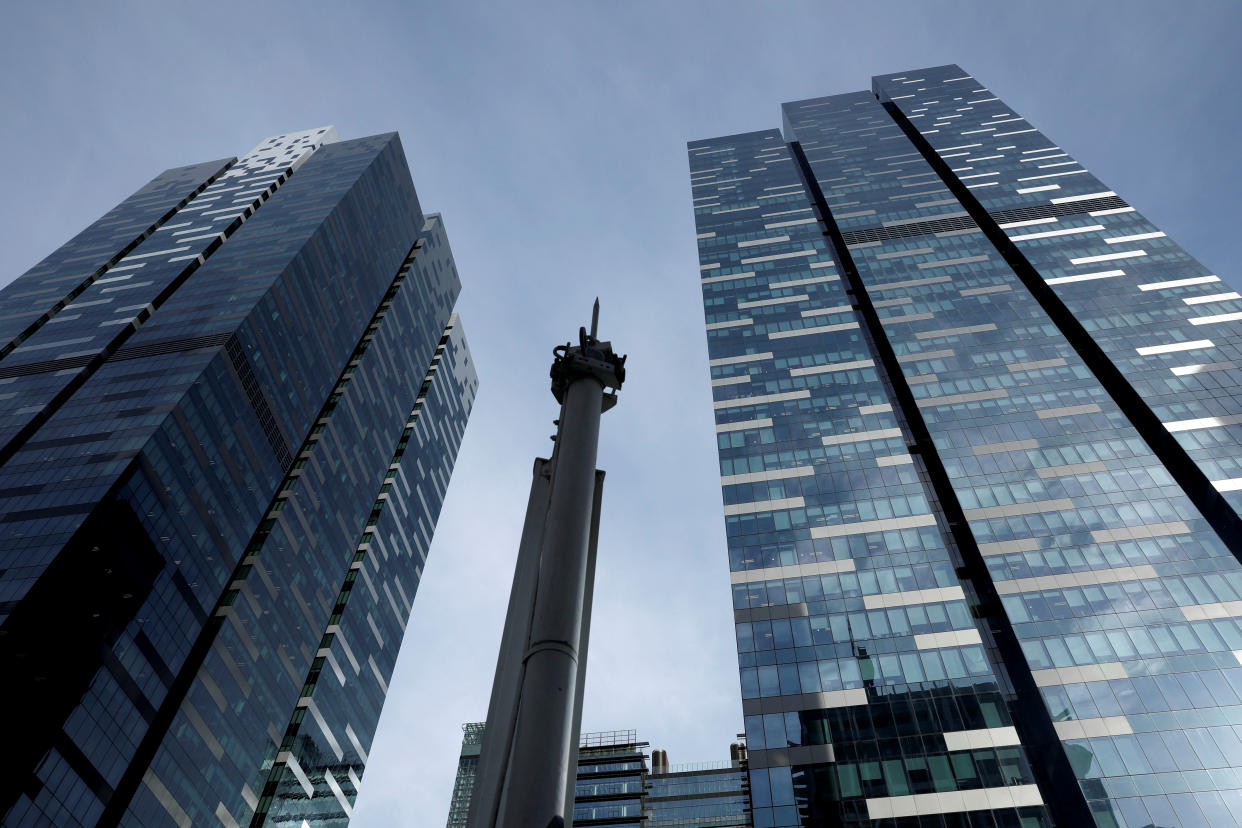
0, 326, 236, 379
839, 214, 978, 245
988, 195, 1129, 226
0, 354, 95, 379
111, 332, 234, 361
225, 336, 293, 469
835, 195, 1129, 247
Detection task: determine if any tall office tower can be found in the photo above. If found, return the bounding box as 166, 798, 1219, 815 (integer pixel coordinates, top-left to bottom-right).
447, 723, 487, 828
0, 128, 478, 827
447, 725, 752, 828
690, 65, 1242, 828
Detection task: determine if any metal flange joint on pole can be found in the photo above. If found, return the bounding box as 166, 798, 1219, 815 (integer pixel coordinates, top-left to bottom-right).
467, 300, 626, 828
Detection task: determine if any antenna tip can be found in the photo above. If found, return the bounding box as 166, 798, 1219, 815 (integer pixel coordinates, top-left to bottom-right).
589, 298, 601, 339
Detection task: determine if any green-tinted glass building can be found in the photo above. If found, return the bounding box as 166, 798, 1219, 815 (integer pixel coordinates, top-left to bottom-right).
0, 128, 477, 827
691, 65, 1242, 827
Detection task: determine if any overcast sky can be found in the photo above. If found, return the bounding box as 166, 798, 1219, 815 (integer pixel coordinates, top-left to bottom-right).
1, 2, 1239, 826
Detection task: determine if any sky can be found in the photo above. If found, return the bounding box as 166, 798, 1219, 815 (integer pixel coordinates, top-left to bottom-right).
1, 1, 1239, 825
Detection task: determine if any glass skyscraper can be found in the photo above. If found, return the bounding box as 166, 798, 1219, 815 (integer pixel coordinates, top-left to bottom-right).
447, 723, 487, 828
690, 65, 1242, 827
0, 128, 478, 827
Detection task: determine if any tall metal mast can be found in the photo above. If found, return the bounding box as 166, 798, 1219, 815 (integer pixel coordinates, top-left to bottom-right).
467, 301, 626, 828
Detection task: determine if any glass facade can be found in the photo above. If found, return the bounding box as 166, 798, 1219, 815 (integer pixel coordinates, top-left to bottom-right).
446, 725, 752, 828
446, 723, 486, 828
647, 762, 751, 828
691, 66, 1242, 827
573, 731, 650, 827
0, 129, 477, 827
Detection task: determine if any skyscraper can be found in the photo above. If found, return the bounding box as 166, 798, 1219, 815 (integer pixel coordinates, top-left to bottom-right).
0, 128, 477, 827
447, 723, 487, 828
690, 65, 1242, 827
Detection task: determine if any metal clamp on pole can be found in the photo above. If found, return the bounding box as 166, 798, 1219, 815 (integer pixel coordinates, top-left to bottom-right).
550, 299, 626, 413
467, 300, 625, 828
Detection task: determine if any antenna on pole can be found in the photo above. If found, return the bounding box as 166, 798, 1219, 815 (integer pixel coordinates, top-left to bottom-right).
589, 298, 599, 341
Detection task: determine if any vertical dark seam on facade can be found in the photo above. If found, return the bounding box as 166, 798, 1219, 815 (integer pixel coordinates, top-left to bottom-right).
0, 165, 288, 471
788, 138, 1096, 827
247, 316, 451, 827
97, 237, 424, 827
878, 98, 1242, 568
0, 159, 236, 362
226, 336, 294, 468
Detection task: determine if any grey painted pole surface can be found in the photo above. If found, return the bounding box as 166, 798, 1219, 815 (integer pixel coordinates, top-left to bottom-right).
496, 374, 604, 826
465, 460, 552, 828
562, 469, 603, 821
467, 304, 625, 828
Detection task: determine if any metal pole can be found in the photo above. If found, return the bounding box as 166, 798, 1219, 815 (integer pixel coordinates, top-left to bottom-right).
466, 459, 553, 828
468, 302, 625, 828
497, 375, 602, 825
562, 468, 604, 821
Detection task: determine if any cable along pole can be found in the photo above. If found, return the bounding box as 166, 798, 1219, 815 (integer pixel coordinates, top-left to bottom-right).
467, 301, 626, 828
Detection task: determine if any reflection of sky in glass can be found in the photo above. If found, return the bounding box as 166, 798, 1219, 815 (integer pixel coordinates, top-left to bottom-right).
0, 4, 1238, 826
694, 60, 1242, 828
